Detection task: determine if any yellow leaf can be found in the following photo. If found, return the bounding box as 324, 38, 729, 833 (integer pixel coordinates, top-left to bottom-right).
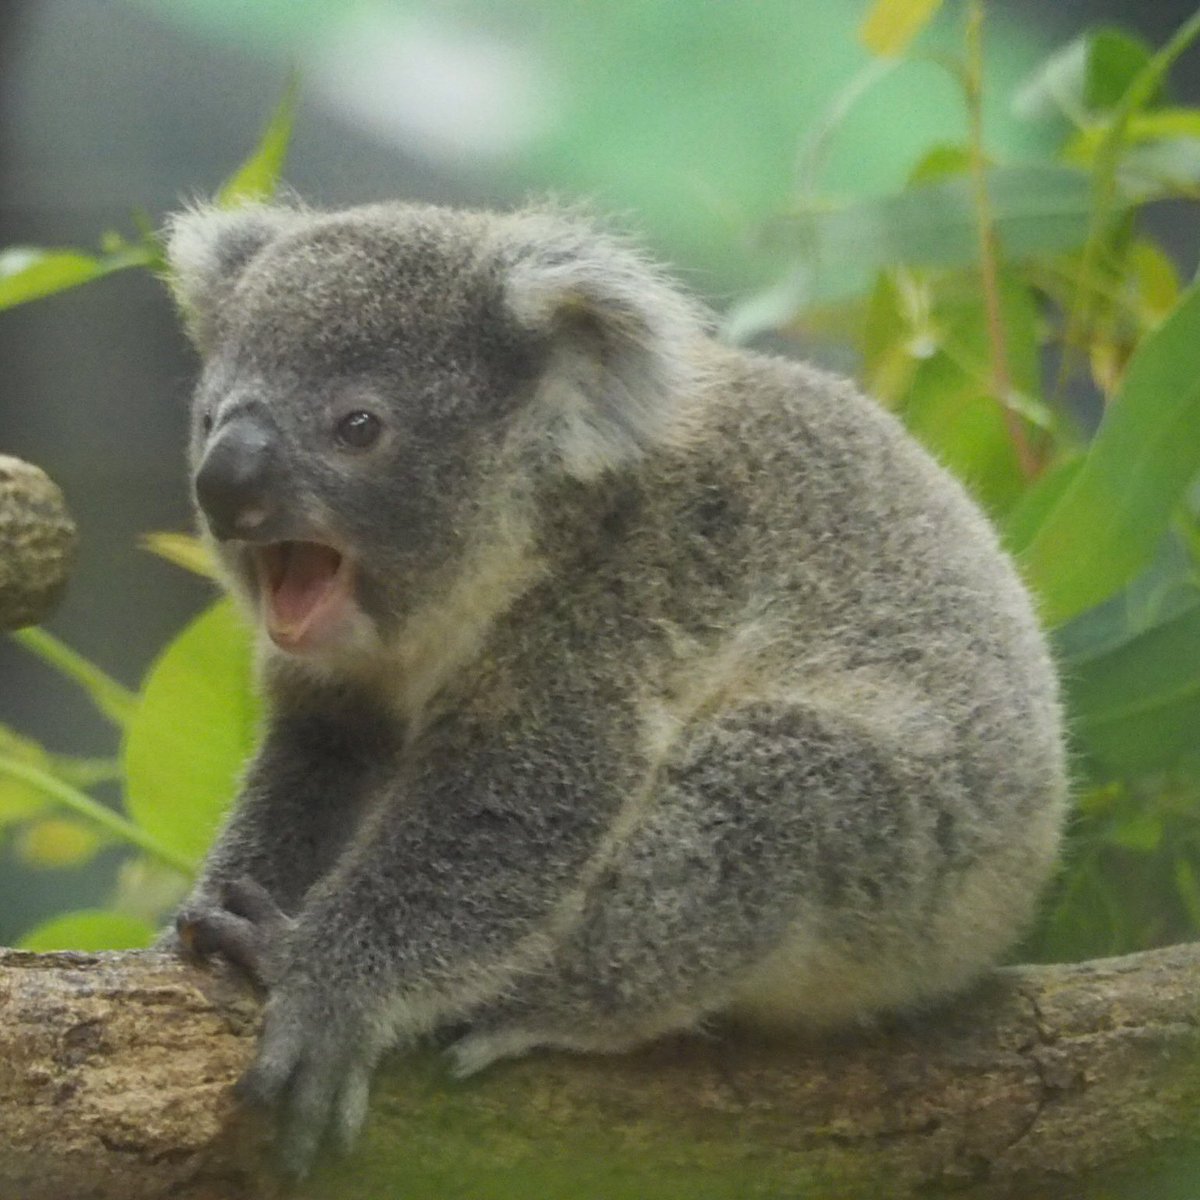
1128, 239, 1180, 326
0, 727, 51, 823
860, 0, 944, 57
17, 817, 103, 868
140, 532, 219, 579
217, 75, 299, 208
907, 142, 972, 185
1064, 107, 1200, 166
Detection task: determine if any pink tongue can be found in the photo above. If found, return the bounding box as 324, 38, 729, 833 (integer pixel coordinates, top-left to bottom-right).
270, 543, 342, 629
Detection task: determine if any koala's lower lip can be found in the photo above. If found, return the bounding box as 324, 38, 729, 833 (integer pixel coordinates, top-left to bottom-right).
253, 541, 354, 652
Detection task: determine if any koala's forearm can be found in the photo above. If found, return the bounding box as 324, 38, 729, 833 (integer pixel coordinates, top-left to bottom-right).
190, 700, 396, 913
285, 717, 626, 1017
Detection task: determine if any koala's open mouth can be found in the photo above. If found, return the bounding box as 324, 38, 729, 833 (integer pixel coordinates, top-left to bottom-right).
253, 541, 354, 653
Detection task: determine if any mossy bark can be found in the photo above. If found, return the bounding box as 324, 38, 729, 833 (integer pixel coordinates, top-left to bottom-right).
0, 945, 1197, 1199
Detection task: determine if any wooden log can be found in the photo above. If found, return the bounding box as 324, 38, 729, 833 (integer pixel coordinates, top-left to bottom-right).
0, 944, 1197, 1199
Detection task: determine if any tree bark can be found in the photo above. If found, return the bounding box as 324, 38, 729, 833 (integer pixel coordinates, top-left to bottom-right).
0, 945, 1197, 1199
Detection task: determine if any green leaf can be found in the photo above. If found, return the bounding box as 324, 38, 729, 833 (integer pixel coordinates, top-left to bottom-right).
901, 277, 1038, 515
1013, 27, 1155, 121
1003, 457, 1084, 555
1102, 810, 1163, 852
0, 751, 192, 872
1061, 11, 1200, 374
859, 0, 943, 58
766, 165, 1103, 307
1067, 601, 1200, 777
18, 910, 154, 952
0, 726, 51, 824
906, 143, 971, 186
217, 76, 299, 207
861, 269, 924, 403
1085, 29, 1158, 111
140, 532, 219, 579
46, 755, 122, 790
1174, 856, 1200, 930
1065, 106, 1200, 164
1126, 238, 1181, 326
0, 244, 152, 311
1020, 281, 1200, 627
1053, 533, 1199, 666
1026, 853, 1125, 961
1117, 137, 1200, 201
123, 599, 260, 866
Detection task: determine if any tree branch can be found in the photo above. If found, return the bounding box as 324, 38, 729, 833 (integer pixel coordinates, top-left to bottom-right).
1, 945, 1198, 1199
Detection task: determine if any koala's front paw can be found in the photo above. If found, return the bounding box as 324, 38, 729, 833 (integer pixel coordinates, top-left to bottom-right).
236, 983, 376, 1178
176, 877, 294, 989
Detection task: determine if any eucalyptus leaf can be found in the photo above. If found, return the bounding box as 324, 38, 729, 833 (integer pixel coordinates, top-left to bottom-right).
900, 276, 1037, 515
858, 0, 944, 58
764, 165, 1104, 308
1053, 534, 1200, 666
140, 532, 219, 579
0, 726, 51, 824
0, 243, 152, 311
1013, 27, 1155, 122
1003, 457, 1084, 556
1118, 138, 1200, 200
1067, 602, 1200, 777
17, 909, 155, 952
1020, 282, 1200, 627
1085, 29, 1157, 111
217, 75, 298, 207
123, 599, 260, 866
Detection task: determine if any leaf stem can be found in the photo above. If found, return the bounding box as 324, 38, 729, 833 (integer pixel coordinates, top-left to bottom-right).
0, 755, 193, 876
795, 57, 895, 200
1058, 6, 1200, 397
964, 1, 1039, 480
9, 627, 137, 727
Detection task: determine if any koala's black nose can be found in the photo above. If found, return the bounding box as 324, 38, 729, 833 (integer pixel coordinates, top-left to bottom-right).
194, 416, 279, 541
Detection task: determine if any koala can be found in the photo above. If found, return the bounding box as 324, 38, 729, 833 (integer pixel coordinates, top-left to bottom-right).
162, 199, 1067, 1176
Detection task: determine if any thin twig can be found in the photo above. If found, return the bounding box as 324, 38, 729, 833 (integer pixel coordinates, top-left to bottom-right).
964, 2, 1039, 479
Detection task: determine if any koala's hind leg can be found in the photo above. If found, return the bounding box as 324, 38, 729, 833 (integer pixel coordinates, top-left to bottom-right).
449, 697, 956, 1076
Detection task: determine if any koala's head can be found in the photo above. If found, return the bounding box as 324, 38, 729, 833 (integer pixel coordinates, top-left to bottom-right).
164, 201, 706, 661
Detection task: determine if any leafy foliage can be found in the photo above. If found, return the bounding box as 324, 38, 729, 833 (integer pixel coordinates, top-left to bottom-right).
123, 599, 260, 865
0, 87, 294, 944
734, 0, 1200, 960
4, 3, 1200, 962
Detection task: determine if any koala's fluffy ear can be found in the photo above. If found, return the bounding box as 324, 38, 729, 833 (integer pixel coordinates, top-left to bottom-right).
163, 204, 302, 352
502, 217, 709, 480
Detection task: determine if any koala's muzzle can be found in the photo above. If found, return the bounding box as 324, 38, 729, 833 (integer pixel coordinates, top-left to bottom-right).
194, 415, 280, 541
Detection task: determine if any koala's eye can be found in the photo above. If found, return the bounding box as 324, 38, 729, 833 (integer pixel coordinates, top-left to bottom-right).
200, 412, 214, 435
335, 410, 382, 450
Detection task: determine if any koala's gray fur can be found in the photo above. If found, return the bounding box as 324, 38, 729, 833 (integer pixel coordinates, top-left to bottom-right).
163, 199, 1067, 1175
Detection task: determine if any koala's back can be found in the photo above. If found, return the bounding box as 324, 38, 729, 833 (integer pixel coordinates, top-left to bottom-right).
531, 342, 1067, 1025
600, 342, 1056, 715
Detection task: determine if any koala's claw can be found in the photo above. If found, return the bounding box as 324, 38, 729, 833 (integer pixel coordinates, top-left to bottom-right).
235, 990, 374, 1178
221, 876, 289, 926
446, 1025, 544, 1078
175, 876, 293, 988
